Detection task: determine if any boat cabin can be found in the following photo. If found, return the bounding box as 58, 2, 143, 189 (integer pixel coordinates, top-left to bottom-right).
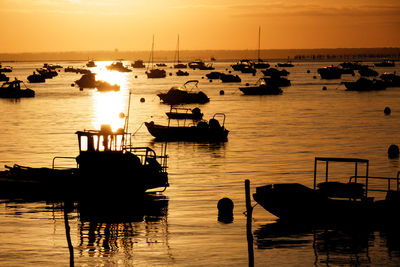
76, 124, 126, 153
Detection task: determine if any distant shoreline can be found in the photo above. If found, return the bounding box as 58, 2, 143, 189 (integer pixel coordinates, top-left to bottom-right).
1, 48, 399, 62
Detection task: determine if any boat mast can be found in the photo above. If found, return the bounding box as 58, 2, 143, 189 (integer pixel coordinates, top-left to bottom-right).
177, 34, 180, 63
147, 35, 155, 71
258, 26, 261, 63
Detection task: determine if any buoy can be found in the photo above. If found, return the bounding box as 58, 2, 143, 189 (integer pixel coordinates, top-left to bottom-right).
384, 107, 391, 115
219, 90, 224, 95
245, 83, 249, 86
228, 70, 231, 73
135, 75, 138, 78
388, 144, 399, 159
209, 79, 212, 83
71, 83, 74, 87
140, 97, 145, 103
307, 70, 310, 73
217, 197, 234, 223
313, 76, 317, 79
169, 73, 172, 76
79, 87, 83, 91
201, 76, 204, 79
322, 86, 327, 90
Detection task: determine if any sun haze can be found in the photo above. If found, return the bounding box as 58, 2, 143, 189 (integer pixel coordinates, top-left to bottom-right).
0, 0, 399, 53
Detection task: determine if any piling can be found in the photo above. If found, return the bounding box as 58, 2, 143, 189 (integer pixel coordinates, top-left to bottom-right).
245, 179, 254, 267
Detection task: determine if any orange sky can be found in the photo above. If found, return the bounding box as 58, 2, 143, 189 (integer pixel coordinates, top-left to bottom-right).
0, 0, 399, 53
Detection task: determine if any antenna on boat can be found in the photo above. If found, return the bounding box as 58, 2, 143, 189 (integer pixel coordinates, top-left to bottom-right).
122, 90, 133, 147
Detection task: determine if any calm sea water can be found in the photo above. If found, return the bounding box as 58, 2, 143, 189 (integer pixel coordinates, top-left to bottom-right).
1, 60, 400, 266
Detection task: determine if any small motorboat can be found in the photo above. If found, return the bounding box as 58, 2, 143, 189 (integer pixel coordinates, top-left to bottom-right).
358, 67, 379, 77
239, 78, 283, 95
0, 79, 35, 98
157, 80, 209, 104
206, 72, 223, 79
317, 66, 342, 79
27, 71, 45, 83
131, 60, 146, 68
146, 68, 166, 78
165, 107, 203, 120
106, 61, 132, 72
374, 60, 395, 67
343, 78, 386, 91
231, 59, 254, 71
253, 59, 270, 69
0, 64, 12, 72
86, 60, 97, 68
156, 63, 167, 67
95, 80, 120, 92
188, 60, 214, 70
176, 69, 189, 76
36, 68, 58, 79
220, 74, 241, 83
253, 157, 400, 223
263, 76, 291, 87
277, 62, 294, 67
75, 73, 97, 89
380, 73, 400, 87
261, 68, 289, 77
145, 113, 229, 142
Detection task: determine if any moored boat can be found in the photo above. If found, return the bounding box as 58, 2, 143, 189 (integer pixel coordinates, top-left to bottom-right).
165, 107, 203, 120
317, 66, 342, 79
27, 71, 45, 83
0, 72, 9, 82
106, 61, 132, 72
253, 157, 400, 223
157, 80, 209, 104
0, 79, 35, 98
86, 60, 97, 67
343, 78, 386, 91
131, 60, 146, 68
239, 78, 283, 95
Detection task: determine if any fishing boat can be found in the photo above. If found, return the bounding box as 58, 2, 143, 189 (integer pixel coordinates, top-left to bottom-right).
106, 61, 132, 72
145, 113, 229, 142
253, 157, 400, 223
165, 107, 203, 120
157, 80, 209, 104
0, 94, 169, 198
239, 78, 283, 95
146, 36, 166, 78
253, 27, 270, 69
0, 79, 35, 98
174, 35, 187, 69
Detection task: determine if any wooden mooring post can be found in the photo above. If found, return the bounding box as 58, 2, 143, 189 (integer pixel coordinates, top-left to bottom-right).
245, 179, 254, 267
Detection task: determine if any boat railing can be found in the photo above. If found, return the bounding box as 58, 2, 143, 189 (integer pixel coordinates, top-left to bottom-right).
349, 175, 400, 193
212, 113, 226, 127
52, 156, 78, 169
124, 146, 168, 172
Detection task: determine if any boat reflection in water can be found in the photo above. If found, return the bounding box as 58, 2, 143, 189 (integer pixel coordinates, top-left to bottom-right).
254, 221, 400, 266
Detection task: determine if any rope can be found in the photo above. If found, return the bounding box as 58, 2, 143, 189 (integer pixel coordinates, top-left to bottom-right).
131, 122, 144, 136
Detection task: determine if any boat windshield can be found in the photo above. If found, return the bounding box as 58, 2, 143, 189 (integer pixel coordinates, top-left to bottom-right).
76, 125, 126, 152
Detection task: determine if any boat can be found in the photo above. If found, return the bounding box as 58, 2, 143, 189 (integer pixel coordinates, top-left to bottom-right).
173, 35, 187, 69
358, 67, 379, 77
0, 78, 35, 98
146, 36, 166, 78
188, 60, 214, 70
240, 65, 257, 74
253, 157, 400, 223
261, 68, 289, 77
145, 113, 229, 142
86, 60, 97, 68
263, 76, 291, 87
36, 68, 58, 79
131, 60, 146, 68
277, 62, 294, 67
231, 60, 254, 71
220, 74, 241, 83
343, 78, 386, 91
0, 73, 9, 82
0, 95, 169, 197
317, 66, 342, 79
165, 107, 203, 120
380, 73, 400, 87
374, 60, 395, 67
176, 69, 189, 76
0, 64, 12, 72
157, 80, 210, 104
239, 78, 283, 95
156, 63, 167, 67
106, 61, 132, 72
206, 72, 223, 79
27, 71, 45, 83
75, 73, 97, 89
95, 80, 120, 92
253, 27, 270, 69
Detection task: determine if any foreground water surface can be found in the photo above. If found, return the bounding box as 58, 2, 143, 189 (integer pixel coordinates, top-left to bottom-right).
1, 60, 400, 266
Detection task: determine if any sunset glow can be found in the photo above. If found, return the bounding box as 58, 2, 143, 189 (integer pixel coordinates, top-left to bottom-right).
0, 0, 399, 53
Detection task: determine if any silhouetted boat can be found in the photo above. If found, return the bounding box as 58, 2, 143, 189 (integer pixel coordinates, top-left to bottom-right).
131, 60, 146, 68
0, 99, 169, 197
95, 80, 120, 92
36, 68, 58, 79
263, 76, 291, 87
277, 62, 294, 67
157, 80, 210, 104
240, 65, 257, 74
253, 157, 400, 223
173, 35, 187, 69
253, 26, 270, 69
358, 67, 378, 77
0, 73, 9, 82
317, 66, 342, 79
220, 74, 241, 83
374, 60, 395, 67
380, 73, 400, 87
86, 60, 96, 67
156, 63, 167, 67
166, 107, 203, 120
231, 59, 253, 71
343, 78, 386, 91
0, 64, 12, 72
239, 78, 283, 95
106, 61, 132, 72
206, 71, 223, 79
188, 60, 214, 70
145, 113, 229, 142
0, 79, 35, 98
75, 73, 97, 89
176, 69, 189, 76
146, 36, 166, 78
27, 71, 45, 83
261, 68, 289, 77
